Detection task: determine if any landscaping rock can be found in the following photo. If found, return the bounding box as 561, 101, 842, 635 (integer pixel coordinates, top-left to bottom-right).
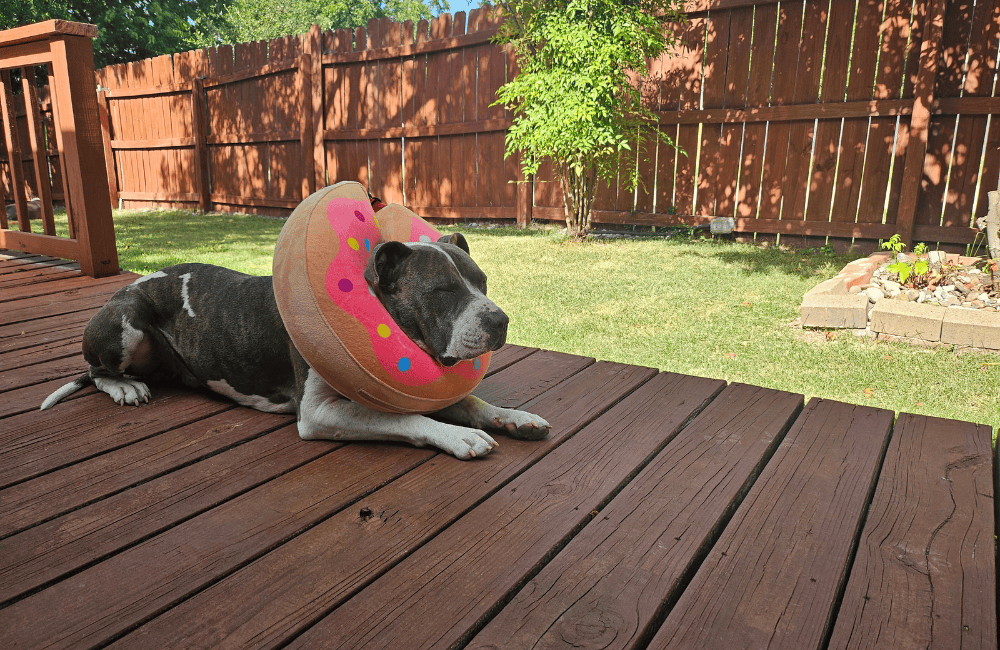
803, 250, 1000, 350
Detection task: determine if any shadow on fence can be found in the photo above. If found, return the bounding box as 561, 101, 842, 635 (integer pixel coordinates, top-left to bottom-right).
92, 0, 1000, 251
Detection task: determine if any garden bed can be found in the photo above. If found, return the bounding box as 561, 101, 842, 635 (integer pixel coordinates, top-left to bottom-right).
801, 252, 1000, 350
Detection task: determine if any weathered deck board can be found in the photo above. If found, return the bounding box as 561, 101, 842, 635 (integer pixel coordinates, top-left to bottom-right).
827, 414, 996, 650
0, 388, 234, 487
281, 372, 726, 650
0, 275, 133, 325
0, 255, 994, 650
0, 407, 285, 536
466, 383, 805, 650
107, 361, 658, 650
649, 399, 895, 649
0, 378, 98, 419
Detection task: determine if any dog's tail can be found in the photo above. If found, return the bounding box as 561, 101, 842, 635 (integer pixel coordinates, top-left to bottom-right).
40, 372, 93, 410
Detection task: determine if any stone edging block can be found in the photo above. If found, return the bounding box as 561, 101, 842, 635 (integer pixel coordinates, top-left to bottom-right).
870, 300, 945, 342
941, 308, 1000, 348
801, 293, 869, 329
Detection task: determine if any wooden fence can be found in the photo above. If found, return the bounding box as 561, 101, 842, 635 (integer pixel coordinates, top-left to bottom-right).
94, 0, 1000, 249
1, 20, 119, 277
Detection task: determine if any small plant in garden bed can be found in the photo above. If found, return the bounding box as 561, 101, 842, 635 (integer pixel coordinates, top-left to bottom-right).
881, 234, 929, 288
870, 234, 998, 309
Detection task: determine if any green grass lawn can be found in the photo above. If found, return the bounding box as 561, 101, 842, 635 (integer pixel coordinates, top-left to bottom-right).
86, 208, 1000, 437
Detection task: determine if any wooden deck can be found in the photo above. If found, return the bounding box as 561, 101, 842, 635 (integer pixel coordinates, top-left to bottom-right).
1, 250, 996, 650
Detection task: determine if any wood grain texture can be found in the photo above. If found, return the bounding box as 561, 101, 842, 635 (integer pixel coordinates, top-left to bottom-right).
0, 408, 290, 537
0, 387, 233, 488
107, 360, 653, 650
281, 372, 725, 650
0, 442, 430, 649
828, 414, 996, 650
466, 383, 803, 650
0, 272, 131, 325
649, 398, 895, 650
0, 422, 323, 605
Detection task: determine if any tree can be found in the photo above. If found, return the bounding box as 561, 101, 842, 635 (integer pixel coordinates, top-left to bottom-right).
492, 0, 684, 237
1, 1, 449, 69
196, 0, 450, 46
0, 0, 227, 68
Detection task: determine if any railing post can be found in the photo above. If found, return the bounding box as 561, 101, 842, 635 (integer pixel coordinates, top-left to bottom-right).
894, 0, 947, 248
97, 88, 119, 210
48, 32, 119, 276
0, 70, 29, 231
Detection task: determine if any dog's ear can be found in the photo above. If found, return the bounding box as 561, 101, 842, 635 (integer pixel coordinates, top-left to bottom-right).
437, 233, 469, 254
365, 241, 412, 291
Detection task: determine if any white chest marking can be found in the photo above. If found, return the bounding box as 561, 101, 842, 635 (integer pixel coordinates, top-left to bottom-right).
119, 315, 145, 371
206, 378, 295, 413
179, 272, 196, 318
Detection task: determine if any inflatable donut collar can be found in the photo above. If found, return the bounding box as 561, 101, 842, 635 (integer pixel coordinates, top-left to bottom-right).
273, 182, 491, 414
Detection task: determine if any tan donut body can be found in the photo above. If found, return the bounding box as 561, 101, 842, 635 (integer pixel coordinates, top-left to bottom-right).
272, 181, 490, 414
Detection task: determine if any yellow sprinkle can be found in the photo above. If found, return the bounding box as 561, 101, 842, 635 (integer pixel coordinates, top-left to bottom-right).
377, 323, 391, 338
347, 237, 359, 251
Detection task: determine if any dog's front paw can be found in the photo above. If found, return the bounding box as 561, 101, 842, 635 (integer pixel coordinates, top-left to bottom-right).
437, 427, 497, 460
494, 409, 550, 441
93, 376, 151, 407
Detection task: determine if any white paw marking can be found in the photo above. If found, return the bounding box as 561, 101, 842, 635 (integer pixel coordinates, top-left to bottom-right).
94, 376, 151, 406
495, 409, 551, 440
426, 427, 497, 460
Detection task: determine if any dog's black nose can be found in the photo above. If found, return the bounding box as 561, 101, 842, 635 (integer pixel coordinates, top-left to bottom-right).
487, 311, 509, 350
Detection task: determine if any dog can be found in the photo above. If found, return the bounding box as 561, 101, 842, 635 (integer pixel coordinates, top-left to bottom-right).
40, 233, 550, 460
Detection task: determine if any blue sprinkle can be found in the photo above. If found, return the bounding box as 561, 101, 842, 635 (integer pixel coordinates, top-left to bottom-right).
398, 357, 411, 372
365, 238, 370, 251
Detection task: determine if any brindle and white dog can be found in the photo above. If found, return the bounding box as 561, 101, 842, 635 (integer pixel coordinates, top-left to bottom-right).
41, 234, 549, 459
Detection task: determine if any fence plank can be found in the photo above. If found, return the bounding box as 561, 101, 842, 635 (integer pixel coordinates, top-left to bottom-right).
942, 0, 1000, 228
896, 0, 949, 245
88, 5, 995, 242
20, 67, 55, 232
694, 11, 729, 217
736, 2, 776, 220
673, 15, 706, 216
0, 70, 29, 230
782, 0, 827, 231
857, 0, 914, 227
758, 1, 803, 222
715, 6, 752, 219
805, 0, 854, 227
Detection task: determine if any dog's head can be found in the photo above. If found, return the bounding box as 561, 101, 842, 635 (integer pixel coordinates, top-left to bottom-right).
364, 233, 508, 366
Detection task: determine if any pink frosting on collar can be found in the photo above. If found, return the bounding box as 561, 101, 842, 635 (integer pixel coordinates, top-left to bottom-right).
322, 197, 487, 386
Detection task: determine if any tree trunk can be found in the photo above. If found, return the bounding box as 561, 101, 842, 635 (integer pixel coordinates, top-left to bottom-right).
559, 163, 597, 238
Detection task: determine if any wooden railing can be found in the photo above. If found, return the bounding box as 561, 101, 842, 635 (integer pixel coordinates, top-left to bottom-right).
0, 20, 118, 277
